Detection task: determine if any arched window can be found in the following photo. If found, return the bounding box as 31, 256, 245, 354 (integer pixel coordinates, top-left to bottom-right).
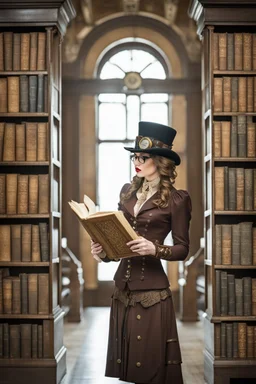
97, 45, 170, 281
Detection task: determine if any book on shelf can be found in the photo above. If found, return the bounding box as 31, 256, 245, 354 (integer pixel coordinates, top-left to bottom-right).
69, 194, 139, 260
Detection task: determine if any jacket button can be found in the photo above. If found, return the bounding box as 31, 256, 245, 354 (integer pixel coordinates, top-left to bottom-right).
132, 226, 136, 229
136, 362, 141, 367
137, 335, 142, 340
117, 359, 121, 364
136, 314, 141, 320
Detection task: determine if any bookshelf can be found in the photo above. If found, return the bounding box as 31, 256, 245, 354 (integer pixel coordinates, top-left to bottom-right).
189, 1, 256, 383
0, 2, 75, 384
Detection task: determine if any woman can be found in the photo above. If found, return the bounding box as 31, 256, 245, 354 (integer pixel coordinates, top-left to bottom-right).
91, 121, 192, 384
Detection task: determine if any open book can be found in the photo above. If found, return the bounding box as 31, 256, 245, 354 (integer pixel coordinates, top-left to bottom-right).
68, 195, 139, 260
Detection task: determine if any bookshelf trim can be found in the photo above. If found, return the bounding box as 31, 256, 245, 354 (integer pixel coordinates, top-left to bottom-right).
214, 211, 256, 215
0, 71, 48, 75
0, 262, 50, 266
212, 316, 256, 322
0, 162, 50, 166
214, 265, 256, 269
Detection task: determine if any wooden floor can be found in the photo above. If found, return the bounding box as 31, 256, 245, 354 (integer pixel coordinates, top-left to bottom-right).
62, 307, 204, 384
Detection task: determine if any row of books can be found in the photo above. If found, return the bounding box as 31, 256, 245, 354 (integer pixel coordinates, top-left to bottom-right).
214, 167, 256, 211
215, 322, 256, 359
0, 321, 51, 359
0, 270, 49, 315
0, 223, 49, 262
0, 122, 48, 162
0, 173, 49, 215
215, 222, 256, 266
213, 117, 256, 158
0, 31, 46, 71
0, 75, 48, 113
214, 77, 256, 113
213, 33, 256, 71
215, 272, 256, 316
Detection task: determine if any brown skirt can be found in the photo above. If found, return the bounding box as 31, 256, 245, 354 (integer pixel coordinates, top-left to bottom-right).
105, 288, 183, 384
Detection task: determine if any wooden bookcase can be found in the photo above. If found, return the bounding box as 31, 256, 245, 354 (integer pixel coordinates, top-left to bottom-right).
189, 1, 256, 383
0, 2, 75, 384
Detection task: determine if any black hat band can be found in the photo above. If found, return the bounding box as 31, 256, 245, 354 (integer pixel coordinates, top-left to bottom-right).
135, 135, 173, 150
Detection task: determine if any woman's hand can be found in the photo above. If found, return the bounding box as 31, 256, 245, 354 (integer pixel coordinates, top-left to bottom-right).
91, 240, 105, 262
126, 237, 156, 256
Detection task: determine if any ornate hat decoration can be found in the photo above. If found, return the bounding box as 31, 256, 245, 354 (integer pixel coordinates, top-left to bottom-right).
124, 121, 181, 165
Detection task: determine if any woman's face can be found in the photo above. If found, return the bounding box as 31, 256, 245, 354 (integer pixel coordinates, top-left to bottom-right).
132, 152, 159, 181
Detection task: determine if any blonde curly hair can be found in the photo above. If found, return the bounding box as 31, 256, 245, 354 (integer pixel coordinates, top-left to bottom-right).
120, 155, 177, 208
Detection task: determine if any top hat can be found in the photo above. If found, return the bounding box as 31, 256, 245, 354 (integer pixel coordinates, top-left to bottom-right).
124, 121, 181, 165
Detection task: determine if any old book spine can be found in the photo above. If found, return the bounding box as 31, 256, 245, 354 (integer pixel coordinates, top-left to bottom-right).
254, 326, 256, 358
31, 324, 38, 358
231, 224, 240, 265
243, 277, 252, 316
253, 228, 256, 265
254, 170, 256, 210
215, 167, 224, 210
224, 166, 229, 210
0, 33, 3, 71
3, 277, 12, 314
222, 225, 231, 265
0, 78, 7, 112
30, 32, 38, 71
223, 77, 231, 112
20, 33, 30, 71
238, 77, 247, 112
37, 122, 48, 161
235, 278, 243, 316
221, 323, 226, 358
213, 121, 221, 157
237, 116, 247, 157
215, 270, 221, 316
38, 274, 49, 314
0, 323, 3, 358
20, 273, 28, 314
220, 271, 228, 315
37, 32, 46, 71
254, 77, 256, 112
214, 78, 223, 112
4, 32, 13, 71
26, 122, 37, 161
43, 320, 51, 358
252, 278, 256, 316
15, 123, 25, 161
227, 274, 235, 316
38, 174, 49, 214
17, 174, 29, 214
13, 33, 21, 71
253, 34, 256, 70
0, 175, 5, 214
240, 222, 253, 265
215, 324, 221, 358
236, 168, 245, 210
246, 116, 256, 157
3, 122, 15, 162
0, 122, 4, 161
228, 168, 236, 210
11, 225, 22, 262
243, 33, 252, 70
234, 33, 243, 70
0, 225, 11, 261
28, 175, 39, 214
7, 76, 19, 113
247, 77, 254, 112
12, 277, 21, 314
39, 223, 49, 262
3, 323, 9, 358
20, 324, 31, 358
44, 75, 48, 112
31, 225, 41, 262
21, 224, 32, 262
213, 33, 219, 70
247, 325, 254, 358
219, 33, 227, 70
238, 323, 247, 358
38, 324, 43, 358
20, 75, 29, 113
233, 322, 238, 358
227, 33, 234, 70
215, 225, 222, 264
37, 74, 44, 112
28, 274, 38, 314
244, 169, 253, 210
29, 75, 37, 113
0, 269, 9, 314
6, 173, 17, 214
226, 323, 233, 359
221, 121, 231, 157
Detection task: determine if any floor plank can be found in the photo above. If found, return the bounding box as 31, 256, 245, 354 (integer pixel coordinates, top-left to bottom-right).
62, 307, 204, 384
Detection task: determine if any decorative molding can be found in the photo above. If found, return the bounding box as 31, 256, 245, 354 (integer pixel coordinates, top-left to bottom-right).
164, 0, 179, 25
80, 0, 93, 25
122, 0, 140, 13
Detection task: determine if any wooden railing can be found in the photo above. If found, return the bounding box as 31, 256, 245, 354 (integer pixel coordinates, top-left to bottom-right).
179, 245, 204, 322
61, 238, 84, 322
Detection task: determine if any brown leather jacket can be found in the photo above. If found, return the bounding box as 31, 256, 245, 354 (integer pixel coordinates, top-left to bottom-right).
103, 183, 192, 291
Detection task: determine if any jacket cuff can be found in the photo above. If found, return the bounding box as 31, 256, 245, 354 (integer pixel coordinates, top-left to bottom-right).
154, 242, 172, 260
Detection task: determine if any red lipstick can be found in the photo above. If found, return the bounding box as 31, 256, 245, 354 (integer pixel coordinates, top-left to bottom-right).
135, 167, 141, 173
